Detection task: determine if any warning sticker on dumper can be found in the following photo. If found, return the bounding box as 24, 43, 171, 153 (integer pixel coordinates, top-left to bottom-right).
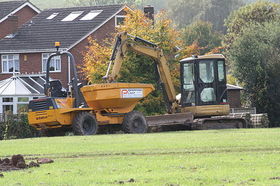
121, 88, 143, 98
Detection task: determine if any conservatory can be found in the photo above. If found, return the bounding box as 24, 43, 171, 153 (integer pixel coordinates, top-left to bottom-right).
0, 74, 46, 115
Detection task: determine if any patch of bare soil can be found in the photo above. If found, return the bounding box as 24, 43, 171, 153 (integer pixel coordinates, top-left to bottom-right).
0, 155, 54, 177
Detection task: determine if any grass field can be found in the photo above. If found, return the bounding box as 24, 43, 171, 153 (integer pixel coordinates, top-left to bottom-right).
1, 128, 280, 185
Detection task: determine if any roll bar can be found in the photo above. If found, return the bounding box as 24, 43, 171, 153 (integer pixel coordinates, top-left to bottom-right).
44, 51, 82, 108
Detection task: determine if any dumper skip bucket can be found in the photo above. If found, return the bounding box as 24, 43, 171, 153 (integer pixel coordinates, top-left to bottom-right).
80, 83, 155, 111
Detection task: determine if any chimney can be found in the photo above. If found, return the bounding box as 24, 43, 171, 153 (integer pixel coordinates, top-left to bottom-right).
6, 15, 19, 35
144, 5, 154, 23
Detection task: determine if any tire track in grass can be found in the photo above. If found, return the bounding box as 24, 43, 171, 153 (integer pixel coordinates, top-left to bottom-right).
2, 147, 280, 160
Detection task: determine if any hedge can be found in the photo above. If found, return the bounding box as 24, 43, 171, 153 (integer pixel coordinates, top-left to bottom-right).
0, 114, 38, 140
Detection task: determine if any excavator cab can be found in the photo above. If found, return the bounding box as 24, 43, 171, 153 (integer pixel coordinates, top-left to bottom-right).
180, 54, 229, 117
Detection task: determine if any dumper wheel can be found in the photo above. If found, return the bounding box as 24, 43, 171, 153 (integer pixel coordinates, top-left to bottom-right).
122, 111, 147, 133
72, 112, 98, 135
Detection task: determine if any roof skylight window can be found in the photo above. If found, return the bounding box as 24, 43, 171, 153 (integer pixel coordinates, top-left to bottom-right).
62, 11, 84, 21
5, 33, 16, 39
47, 13, 59, 20
80, 10, 102, 20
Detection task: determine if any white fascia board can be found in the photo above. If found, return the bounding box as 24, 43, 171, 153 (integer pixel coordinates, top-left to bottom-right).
0, 48, 68, 54
14, 74, 45, 78
0, 2, 41, 23
0, 93, 44, 96
68, 5, 131, 50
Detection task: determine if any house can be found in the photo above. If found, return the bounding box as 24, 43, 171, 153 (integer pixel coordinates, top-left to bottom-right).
0, 0, 40, 39
0, 4, 128, 87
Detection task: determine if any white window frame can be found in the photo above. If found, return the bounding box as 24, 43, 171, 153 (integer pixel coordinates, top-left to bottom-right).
42, 53, 61, 73
1, 54, 20, 74
115, 15, 126, 27
0, 96, 44, 115
80, 10, 102, 21
62, 11, 84, 21
1, 97, 14, 114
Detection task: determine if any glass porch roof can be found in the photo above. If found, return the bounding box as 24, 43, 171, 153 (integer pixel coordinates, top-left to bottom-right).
0, 74, 46, 96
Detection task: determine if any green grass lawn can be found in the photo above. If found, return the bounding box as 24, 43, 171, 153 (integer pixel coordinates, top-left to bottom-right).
1, 128, 280, 185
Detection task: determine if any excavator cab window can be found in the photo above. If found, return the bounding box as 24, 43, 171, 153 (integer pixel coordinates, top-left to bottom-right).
198, 60, 216, 103
182, 63, 195, 106
199, 60, 214, 83
218, 60, 225, 81
180, 57, 228, 107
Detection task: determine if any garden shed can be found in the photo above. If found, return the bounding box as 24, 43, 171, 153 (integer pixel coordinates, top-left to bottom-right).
0, 74, 45, 115
227, 84, 243, 108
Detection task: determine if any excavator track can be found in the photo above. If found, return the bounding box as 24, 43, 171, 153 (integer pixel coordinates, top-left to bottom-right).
191, 117, 248, 130
146, 112, 194, 132
146, 113, 248, 132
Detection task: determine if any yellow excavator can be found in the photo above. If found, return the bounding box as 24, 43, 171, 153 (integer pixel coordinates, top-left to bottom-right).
103, 32, 246, 129
28, 33, 246, 135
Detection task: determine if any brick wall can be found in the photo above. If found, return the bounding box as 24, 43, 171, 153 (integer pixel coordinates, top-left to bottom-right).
0, 53, 68, 86
0, 6, 38, 38
69, 10, 125, 85
0, 53, 40, 80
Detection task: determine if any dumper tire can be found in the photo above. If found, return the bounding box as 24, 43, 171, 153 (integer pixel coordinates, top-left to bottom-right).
72, 112, 98, 135
122, 111, 147, 133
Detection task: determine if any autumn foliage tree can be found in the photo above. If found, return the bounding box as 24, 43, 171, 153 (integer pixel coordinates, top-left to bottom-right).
181, 21, 222, 55
82, 9, 183, 115
81, 37, 111, 83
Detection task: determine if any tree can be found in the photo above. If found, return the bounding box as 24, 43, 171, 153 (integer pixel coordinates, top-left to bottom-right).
227, 22, 280, 126
244, 0, 280, 3
168, 0, 243, 32
203, 0, 244, 32
182, 20, 222, 54
225, 1, 280, 47
225, 1, 280, 126
80, 37, 111, 83
82, 9, 182, 115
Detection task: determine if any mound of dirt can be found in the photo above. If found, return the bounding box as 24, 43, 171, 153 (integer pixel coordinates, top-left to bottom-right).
0, 155, 53, 173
